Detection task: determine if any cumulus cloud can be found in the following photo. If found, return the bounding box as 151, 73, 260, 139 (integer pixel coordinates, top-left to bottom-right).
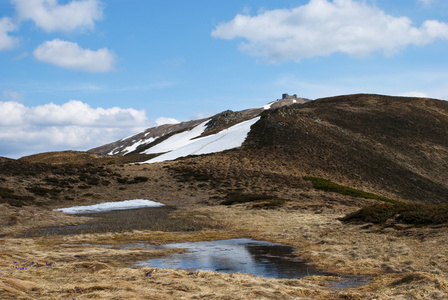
155, 117, 180, 126
0, 100, 150, 158
33, 39, 115, 72
12, 0, 104, 32
0, 17, 19, 51
212, 0, 448, 63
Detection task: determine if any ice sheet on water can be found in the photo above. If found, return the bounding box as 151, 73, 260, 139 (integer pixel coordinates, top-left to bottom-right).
54, 199, 165, 214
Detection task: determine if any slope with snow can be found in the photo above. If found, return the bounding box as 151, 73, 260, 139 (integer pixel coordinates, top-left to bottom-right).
120, 137, 156, 154
143, 120, 209, 155
142, 117, 260, 164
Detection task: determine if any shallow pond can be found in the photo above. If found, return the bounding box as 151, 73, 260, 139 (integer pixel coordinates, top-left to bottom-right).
89, 238, 369, 289
129, 238, 370, 289
132, 238, 326, 279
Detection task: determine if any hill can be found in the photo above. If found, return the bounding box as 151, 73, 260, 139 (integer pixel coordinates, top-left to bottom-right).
1, 94, 448, 299
240, 94, 448, 203
89, 93, 448, 203
88, 97, 309, 156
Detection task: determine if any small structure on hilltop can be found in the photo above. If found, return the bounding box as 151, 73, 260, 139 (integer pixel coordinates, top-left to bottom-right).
282, 93, 298, 100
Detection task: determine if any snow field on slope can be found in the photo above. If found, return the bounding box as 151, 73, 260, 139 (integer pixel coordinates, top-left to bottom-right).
142, 117, 260, 164
121, 137, 156, 155
143, 120, 209, 155
54, 199, 165, 214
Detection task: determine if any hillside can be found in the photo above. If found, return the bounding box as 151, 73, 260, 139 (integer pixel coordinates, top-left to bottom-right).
239, 94, 448, 203
1, 94, 448, 299
89, 93, 448, 204
88, 97, 309, 156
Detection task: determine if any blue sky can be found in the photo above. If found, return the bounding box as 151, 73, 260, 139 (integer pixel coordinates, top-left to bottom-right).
1, 0, 447, 158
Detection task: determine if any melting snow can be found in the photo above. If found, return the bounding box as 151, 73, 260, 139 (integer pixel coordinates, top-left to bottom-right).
263, 102, 274, 109
144, 120, 209, 155
121, 137, 156, 154
54, 199, 165, 214
142, 117, 260, 164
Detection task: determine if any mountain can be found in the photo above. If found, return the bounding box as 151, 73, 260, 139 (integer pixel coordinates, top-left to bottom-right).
89, 93, 448, 203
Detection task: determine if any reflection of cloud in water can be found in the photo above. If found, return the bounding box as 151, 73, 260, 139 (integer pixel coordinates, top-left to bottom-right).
134, 238, 327, 279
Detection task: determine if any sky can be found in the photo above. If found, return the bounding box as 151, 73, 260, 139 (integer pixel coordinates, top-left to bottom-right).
1, 0, 447, 158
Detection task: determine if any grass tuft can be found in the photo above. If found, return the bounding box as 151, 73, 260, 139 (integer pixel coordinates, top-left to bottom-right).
303, 176, 398, 204
220, 192, 287, 209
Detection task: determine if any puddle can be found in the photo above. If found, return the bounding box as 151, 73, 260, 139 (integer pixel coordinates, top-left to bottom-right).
71, 238, 369, 289
131, 238, 324, 278
128, 238, 370, 289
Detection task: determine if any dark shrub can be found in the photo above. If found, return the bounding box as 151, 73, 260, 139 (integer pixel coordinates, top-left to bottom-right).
86, 177, 100, 186
117, 177, 128, 184
341, 202, 448, 225
127, 176, 149, 184
340, 203, 398, 224
26, 186, 52, 196
220, 192, 287, 209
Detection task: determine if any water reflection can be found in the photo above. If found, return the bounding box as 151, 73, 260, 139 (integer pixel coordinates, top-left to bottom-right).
133, 238, 328, 279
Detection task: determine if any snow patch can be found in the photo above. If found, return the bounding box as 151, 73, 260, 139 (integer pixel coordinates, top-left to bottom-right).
263, 102, 274, 109
122, 137, 156, 154
143, 117, 260, 164
54, 199, 165, 214
143, 120, 210, 155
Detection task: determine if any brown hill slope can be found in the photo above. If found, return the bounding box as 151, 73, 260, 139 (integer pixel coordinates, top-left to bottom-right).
174, 94, 447, 203
242, 94, 448, 203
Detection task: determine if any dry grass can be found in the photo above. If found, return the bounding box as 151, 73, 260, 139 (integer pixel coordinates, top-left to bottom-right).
2, 204, 447, 299
1, 140, 448, 299
20, 206, 222, 237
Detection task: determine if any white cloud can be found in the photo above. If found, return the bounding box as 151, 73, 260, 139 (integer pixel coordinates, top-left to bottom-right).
192, 111, 215, 120
0, 100, 150, 158
399, 91, 430, 98
13, 0, 104, 32
155, 117, 180, 126
212, 0, 448, 63
0, 101, 26, 126
33, 39, 115, 72
0, 17, 18, 51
